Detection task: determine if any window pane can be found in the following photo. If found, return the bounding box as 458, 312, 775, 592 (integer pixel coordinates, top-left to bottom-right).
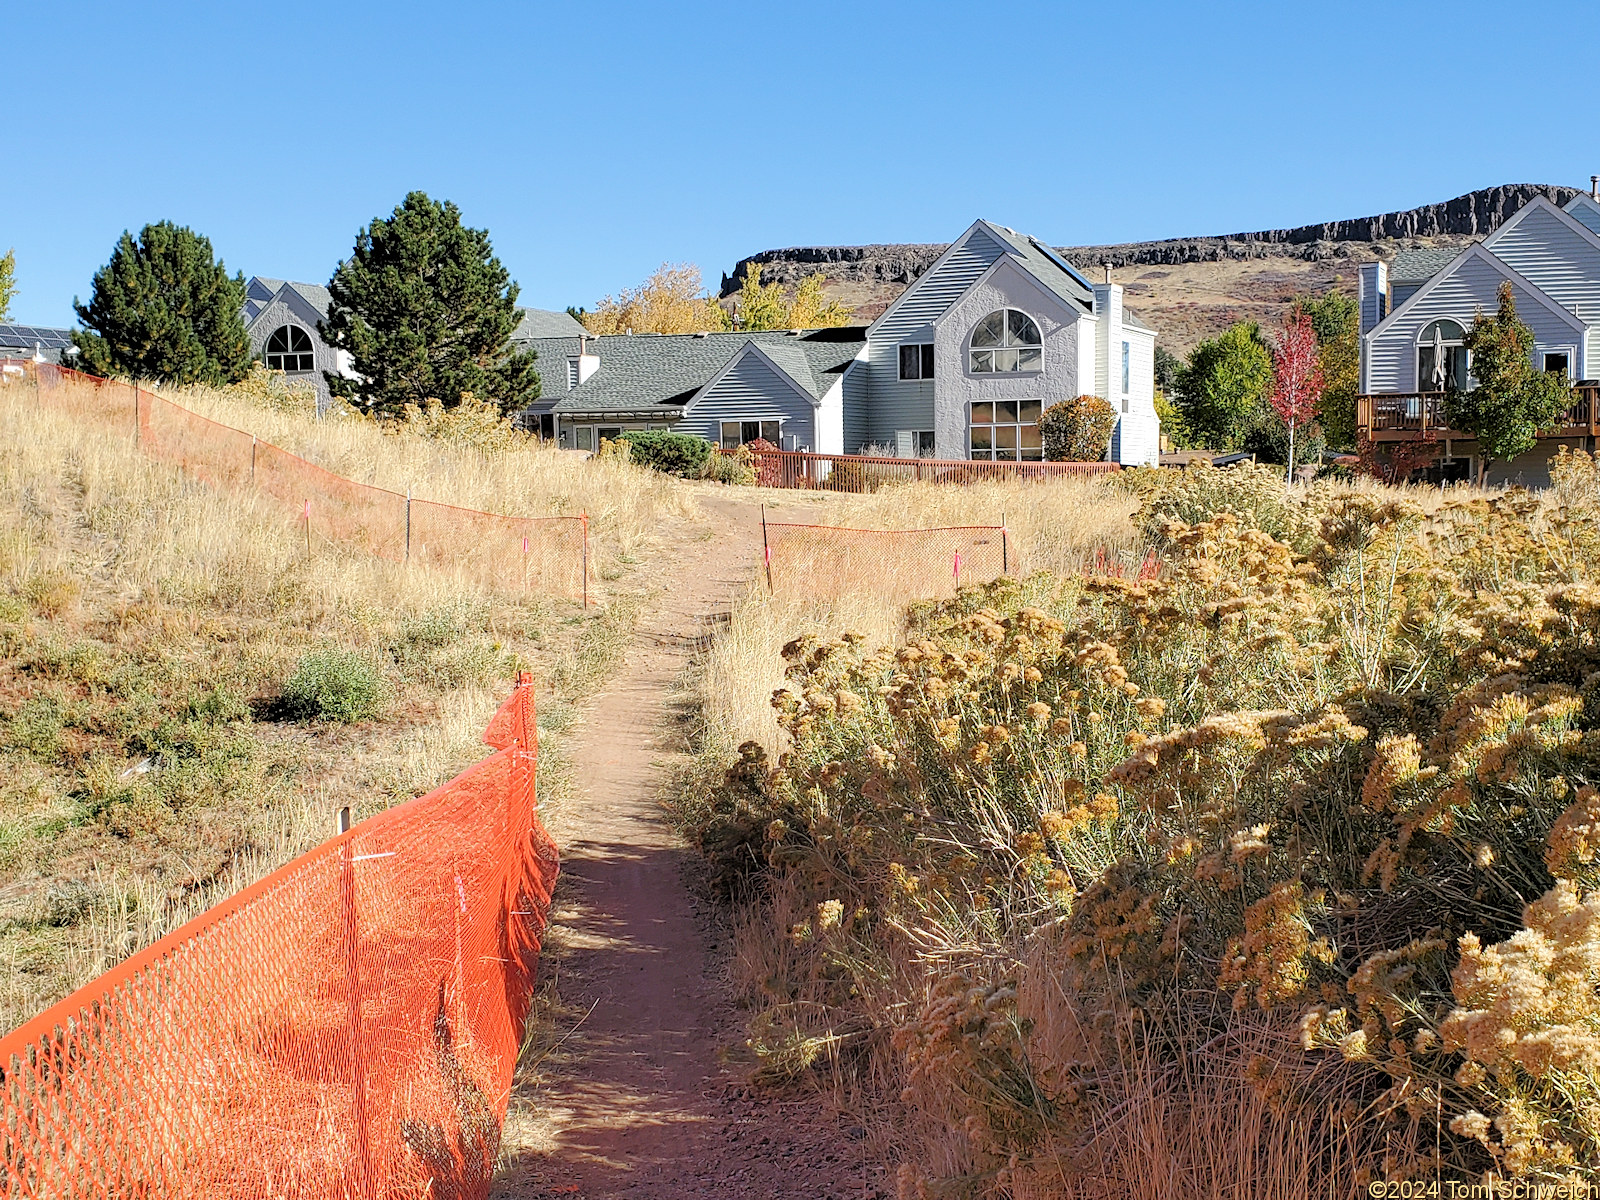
972, 312, 1004, 347
970, 427, 993, 452
600, 427, 622, 441
1019, 400, 1042, 423
1546, 353, 1570, 378
576, 427, 594, 451
1007, 310, 1041, 346
900, 345, 919, 379
996, 446, 1018, 461
1017, 348, 1041, 372
761, 421, 780, 442
1020, 424, 1042, 449
994, 425, 1017, 450
721, 421, 740, 449
969, 448, 994, 461
918, 431, 936, 456
921, 344, 935, 379
291, 327, 313, 351
994, 349, 1018, 372
971, 402, 993, 424
970, 350, 994, 373
996, 400, 1018, 422
267, 329, 288, 352
1418, 347, 1439, 390
1021, 445, 1044, 461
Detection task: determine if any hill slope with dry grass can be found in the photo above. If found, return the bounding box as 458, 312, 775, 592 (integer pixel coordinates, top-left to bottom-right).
0, 373, 692, 1032
723, 183, 1579, 353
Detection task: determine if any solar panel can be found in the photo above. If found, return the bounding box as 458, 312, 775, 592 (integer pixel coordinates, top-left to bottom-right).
0, 324, 76, 349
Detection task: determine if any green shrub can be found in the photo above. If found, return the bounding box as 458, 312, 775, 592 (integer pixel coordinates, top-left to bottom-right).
1039, 394, 1116, 461
281, 648, 390, 723
618, 430, 712, 477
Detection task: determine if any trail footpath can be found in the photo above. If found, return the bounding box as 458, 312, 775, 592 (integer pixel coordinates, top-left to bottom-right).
494, 495, 888, 1200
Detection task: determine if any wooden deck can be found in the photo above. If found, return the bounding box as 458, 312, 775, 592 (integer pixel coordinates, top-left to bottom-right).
1357, 385, 1600, 442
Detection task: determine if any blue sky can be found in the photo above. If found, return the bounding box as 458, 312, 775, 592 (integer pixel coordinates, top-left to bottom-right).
3, 0, 1594, 326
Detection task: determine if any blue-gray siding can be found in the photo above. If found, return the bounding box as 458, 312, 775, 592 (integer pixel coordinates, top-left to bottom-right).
1490, 205, 1600, 377
1366, 252, 1583, 392
842, 360, 869, 451
678, 352, 817, 445
861, 226, 1005, 449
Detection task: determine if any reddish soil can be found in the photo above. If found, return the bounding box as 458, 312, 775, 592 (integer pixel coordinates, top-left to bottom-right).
493, 496, 889, 1200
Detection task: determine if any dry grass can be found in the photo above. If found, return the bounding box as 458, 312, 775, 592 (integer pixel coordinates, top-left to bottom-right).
0, 375, 636, 1033
154, 373, 699, 577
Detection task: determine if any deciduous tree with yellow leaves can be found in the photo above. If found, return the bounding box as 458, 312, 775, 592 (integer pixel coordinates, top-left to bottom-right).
581, 263, 731, 335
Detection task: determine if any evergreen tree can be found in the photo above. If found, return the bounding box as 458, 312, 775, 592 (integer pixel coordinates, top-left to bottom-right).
71, 222, 251, 385
321, 192, 539, 415
1445, 282, 1573, 479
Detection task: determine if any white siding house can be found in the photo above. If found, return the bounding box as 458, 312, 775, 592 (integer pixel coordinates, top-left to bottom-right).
514, 218, 1162, 466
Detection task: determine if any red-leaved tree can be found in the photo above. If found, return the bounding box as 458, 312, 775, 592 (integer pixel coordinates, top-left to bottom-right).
1269, 309, 1326, 484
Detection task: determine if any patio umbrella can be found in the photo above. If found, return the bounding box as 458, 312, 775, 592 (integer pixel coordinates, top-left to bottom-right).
1431, 325, 1447, 390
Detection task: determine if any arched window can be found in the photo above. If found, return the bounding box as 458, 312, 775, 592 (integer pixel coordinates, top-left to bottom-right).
969, 309, 1042, 373
1416, 319, 1468, 391
265, 325, 315, 373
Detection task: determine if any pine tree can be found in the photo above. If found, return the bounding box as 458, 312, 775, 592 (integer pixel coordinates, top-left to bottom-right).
321, 192, 539, 416
71, 222, 251, 385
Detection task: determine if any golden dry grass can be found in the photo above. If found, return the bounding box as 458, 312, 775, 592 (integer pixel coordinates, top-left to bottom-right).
0, 374, 636, 1032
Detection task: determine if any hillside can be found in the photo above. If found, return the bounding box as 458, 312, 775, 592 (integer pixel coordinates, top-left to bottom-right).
721, 183, 1581, 352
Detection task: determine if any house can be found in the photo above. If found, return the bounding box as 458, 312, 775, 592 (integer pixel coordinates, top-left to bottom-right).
1357, 181, 1600, 484
0, 324, 76, 364
518, 219, 1161, 464
241, 276, 586, 414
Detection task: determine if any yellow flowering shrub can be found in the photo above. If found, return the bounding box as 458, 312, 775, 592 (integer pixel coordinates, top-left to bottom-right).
684, 463, 1600, 1194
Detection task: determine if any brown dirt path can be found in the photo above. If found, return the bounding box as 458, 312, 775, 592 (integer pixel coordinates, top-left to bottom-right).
494, 494, 888, 1200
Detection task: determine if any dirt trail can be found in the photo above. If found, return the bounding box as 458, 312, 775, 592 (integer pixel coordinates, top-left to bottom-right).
494, 495, 886, 1200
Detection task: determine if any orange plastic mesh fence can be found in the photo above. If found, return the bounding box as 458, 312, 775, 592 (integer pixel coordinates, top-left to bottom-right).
30, 363, 588, 602
761, 520, 1011, 603
740, 448, 1121, 492
0, 675, 557, 1200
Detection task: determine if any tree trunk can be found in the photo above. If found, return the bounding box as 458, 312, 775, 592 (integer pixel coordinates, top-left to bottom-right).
1286, 419, 1296, 487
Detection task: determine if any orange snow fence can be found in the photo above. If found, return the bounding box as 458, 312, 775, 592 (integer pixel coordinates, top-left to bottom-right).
29, 363, 589, 603
736, 447, 1120, 492
760, 515, 1012, 603
0, 674, 558, 1200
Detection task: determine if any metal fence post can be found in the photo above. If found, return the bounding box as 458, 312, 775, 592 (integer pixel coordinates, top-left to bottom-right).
761, 504, 773, 593
405, 488, 412, 562
250, 436, 257, 484
581, 513, 589, 609
1001, 511, 1008, 576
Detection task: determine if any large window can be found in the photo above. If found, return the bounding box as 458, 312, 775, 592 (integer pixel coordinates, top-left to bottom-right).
969, 309, 1042, 373
265, 325, 314, 373
1416, 319, 1468, 391
721, 419, 780, 449
1544, 351, 1572, 380
899, 344, 935, 380
969, 400, 1043, 461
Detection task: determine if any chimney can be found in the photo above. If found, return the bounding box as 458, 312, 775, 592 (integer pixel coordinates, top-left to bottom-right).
1358, 261, 1389, 337
1592, 175, 1599, 201
1102, 262, 1112, 284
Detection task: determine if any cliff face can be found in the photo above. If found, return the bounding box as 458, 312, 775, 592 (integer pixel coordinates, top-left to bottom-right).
719, 184, 1585, 352
721, 184, 1581, 291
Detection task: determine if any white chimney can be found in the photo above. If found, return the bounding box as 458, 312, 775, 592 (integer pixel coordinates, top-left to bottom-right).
1592, 175, 1599, 201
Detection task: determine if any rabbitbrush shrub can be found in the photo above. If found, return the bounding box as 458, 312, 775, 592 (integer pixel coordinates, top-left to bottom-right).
687, 452, 1600, 1194
282, 648, 390, 723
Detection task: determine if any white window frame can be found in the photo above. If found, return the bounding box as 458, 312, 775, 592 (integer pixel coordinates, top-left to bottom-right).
1539, 346, 1577, 381
968, 309, 1043, 375
1415, 319, 1469, 392
968, 400, 1043, 461
264, 325, 315, 373
899, 343, 935, 380
894, 429, 936, 458
720, 419, 782, 450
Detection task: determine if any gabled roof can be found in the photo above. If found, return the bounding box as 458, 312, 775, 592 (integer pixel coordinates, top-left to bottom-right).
1483, 194, 1600, 259
511, 307, 588, 339
241, 277, 334, 327
976, 220, 1096, 311
1368, 241, 1586, 340
1566, 193, 1600, 237
536, 327, 865, 417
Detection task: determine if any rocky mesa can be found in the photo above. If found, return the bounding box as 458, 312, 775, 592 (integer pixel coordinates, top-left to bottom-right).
721, 183, 1582, 353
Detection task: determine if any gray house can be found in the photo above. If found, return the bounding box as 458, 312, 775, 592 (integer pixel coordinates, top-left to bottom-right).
520, 219, 1161, 464
0, 324, 76, 364
241, 276, 586, 414
1356, 186, 1600, 483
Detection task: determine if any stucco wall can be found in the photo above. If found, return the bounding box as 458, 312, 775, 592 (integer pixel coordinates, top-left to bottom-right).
930, 258, 1085, 461
246, 294, 338, 413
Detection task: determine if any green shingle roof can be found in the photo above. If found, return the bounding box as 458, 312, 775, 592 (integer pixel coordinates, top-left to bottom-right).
1391, 248, 1464, 285
518, 327, 865, 418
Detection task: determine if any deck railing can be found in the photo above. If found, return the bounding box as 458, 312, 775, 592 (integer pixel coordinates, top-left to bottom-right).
1357, 384, 1600, 440
731, 449, 1120, 492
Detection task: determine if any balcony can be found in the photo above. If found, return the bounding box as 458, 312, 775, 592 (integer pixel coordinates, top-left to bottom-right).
1356, 384, 1600, 442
